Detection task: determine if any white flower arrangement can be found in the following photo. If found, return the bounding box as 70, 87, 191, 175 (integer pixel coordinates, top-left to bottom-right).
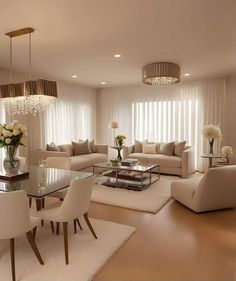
221, 146, 233, 157
202, 125, 221, 140
0, 120, 27, 148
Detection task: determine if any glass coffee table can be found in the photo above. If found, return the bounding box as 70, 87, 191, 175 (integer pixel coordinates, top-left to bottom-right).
93, 162, 160, 191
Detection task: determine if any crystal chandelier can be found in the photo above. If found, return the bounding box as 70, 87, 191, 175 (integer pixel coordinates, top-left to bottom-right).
0, 27, 57, 115
142, 62, 181, 86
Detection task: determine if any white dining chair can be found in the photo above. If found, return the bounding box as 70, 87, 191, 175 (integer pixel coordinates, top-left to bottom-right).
0, 190, 44, 281
36, 176, 97, 264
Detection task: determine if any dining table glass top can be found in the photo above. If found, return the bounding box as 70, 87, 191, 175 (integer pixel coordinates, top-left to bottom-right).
0, 165, 93, 198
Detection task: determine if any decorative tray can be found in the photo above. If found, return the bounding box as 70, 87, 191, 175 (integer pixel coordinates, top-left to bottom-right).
0, 171, 29, 181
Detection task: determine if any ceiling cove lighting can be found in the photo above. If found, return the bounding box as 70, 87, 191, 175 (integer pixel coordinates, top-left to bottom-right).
0, 27, 57, 115
142, 62, 181, 86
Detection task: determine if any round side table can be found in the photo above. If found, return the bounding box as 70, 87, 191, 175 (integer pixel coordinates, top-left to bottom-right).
201, 154, 221, 169
110, 146, 123, 161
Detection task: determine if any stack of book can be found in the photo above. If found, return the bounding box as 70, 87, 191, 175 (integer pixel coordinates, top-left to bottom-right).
121, 159, 138, 167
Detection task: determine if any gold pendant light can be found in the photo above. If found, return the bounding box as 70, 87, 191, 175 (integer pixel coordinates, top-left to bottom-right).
0, 27, 57, 115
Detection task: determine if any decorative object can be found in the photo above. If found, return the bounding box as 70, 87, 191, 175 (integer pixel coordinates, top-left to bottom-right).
115, 134, 126, 147
110, 145, 123, 161
0, 27, 57, 115
221, 146, 233, 163
110, 158, 120, 166
142, 62, 180, 86
0, 120, 27, 173
109, 121, 118, 145
202, 125, 221, 155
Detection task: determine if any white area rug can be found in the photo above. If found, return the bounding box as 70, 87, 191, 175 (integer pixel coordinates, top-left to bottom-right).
92, 175, 180, 213
0, 218, 135, 281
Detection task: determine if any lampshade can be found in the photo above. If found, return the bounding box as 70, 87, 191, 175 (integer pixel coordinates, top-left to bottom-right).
109, 121, 118, 129
142, 62, 180, 86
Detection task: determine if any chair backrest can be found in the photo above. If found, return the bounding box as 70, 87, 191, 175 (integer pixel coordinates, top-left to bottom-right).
193, 165, 236, 210
57, 176, 95, 221
0, 190, 31, 239
46, 157, 71, 170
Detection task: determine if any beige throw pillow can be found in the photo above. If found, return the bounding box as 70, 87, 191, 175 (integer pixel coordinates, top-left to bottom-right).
160, 141, 175, 156
142, 143, 157, 154
79, 139, 96, 153
58, 144, 73, 156
134, 139, 147, 153
72, 140, 91, 155
174, 141, 187, 156
46, 142, 60, 152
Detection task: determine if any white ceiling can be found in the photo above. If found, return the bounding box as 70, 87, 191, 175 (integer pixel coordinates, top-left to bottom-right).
0, 0, 236, 88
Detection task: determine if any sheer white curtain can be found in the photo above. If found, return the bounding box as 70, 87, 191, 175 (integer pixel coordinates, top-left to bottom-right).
98, 78, 226, 171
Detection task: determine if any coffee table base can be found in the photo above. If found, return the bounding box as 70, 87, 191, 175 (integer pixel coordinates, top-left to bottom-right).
96, 174, 159, 191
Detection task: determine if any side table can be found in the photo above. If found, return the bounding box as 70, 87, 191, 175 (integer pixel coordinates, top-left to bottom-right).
201, 154, 221, 169
110, 146, 123, 161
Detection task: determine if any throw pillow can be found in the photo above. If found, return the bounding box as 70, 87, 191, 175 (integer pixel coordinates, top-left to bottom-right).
79, 139, 96, 153
58, 144, 73, 156
174, 141, 187, 156
142, 143, 157, 154
46, 142, 60, 152
160, 141, 175, 156
134, 139, 147, 153
72, 139, 91, 155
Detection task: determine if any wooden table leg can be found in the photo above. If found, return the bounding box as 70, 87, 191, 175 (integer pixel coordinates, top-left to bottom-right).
36, 199, 44, 226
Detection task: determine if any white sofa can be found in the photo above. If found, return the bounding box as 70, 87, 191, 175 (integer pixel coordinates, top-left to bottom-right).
171, 166, 236, 212
29, 143, 108, 171
123, 144, 195, 178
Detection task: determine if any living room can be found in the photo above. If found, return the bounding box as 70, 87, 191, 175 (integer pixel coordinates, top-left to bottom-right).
0, 1, 236, 281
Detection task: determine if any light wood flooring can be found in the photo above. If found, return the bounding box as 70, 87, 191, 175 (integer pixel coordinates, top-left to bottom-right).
89, 200, 236, 281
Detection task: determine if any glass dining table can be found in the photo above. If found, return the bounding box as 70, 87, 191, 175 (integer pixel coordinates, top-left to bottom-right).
0, 165, 93, 211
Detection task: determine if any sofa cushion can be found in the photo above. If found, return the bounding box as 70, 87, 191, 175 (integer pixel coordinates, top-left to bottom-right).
134, 139, 147, 153
148, 154, 181, 168
58, 144, 73, 156
127, 153, 150, 164
70, 153, 107, 170
142, 143, 157, 154
174, 141, 187, 156
72, 140, 91, 155
46, 142, 60, 152
160, 141, 175, 156
79, 139, 96, 153
70, 156, 92, 171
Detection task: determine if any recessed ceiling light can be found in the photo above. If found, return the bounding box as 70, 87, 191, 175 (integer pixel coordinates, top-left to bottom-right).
113, 54, 121, 58
72, 75, 77, 78
184, 73, 190, 76
101, 82, 107, 85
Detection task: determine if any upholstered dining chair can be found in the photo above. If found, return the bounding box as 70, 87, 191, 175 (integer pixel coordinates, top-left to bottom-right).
0, 190, 44, 281
171, 166, 236, 213
36, 176, 97, 264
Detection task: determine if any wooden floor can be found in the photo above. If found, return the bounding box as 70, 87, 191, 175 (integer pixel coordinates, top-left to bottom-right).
89, 200, 236, 281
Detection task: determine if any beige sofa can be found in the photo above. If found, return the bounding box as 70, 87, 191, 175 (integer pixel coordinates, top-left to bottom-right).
123, 144, 195, 178
171, 166, 236, 212
29, 143, 108, 171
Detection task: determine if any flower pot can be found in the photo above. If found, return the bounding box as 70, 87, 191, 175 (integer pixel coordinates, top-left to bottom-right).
3, 145, 20, 174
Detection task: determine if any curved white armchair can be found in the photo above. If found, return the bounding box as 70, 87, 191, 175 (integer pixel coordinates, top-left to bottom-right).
171, 166, 236, 213
0, 190, 44, 281
36, 176, 97, 264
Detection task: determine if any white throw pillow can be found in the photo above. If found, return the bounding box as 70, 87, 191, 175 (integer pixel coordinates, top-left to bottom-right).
142, 143, 157, 154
